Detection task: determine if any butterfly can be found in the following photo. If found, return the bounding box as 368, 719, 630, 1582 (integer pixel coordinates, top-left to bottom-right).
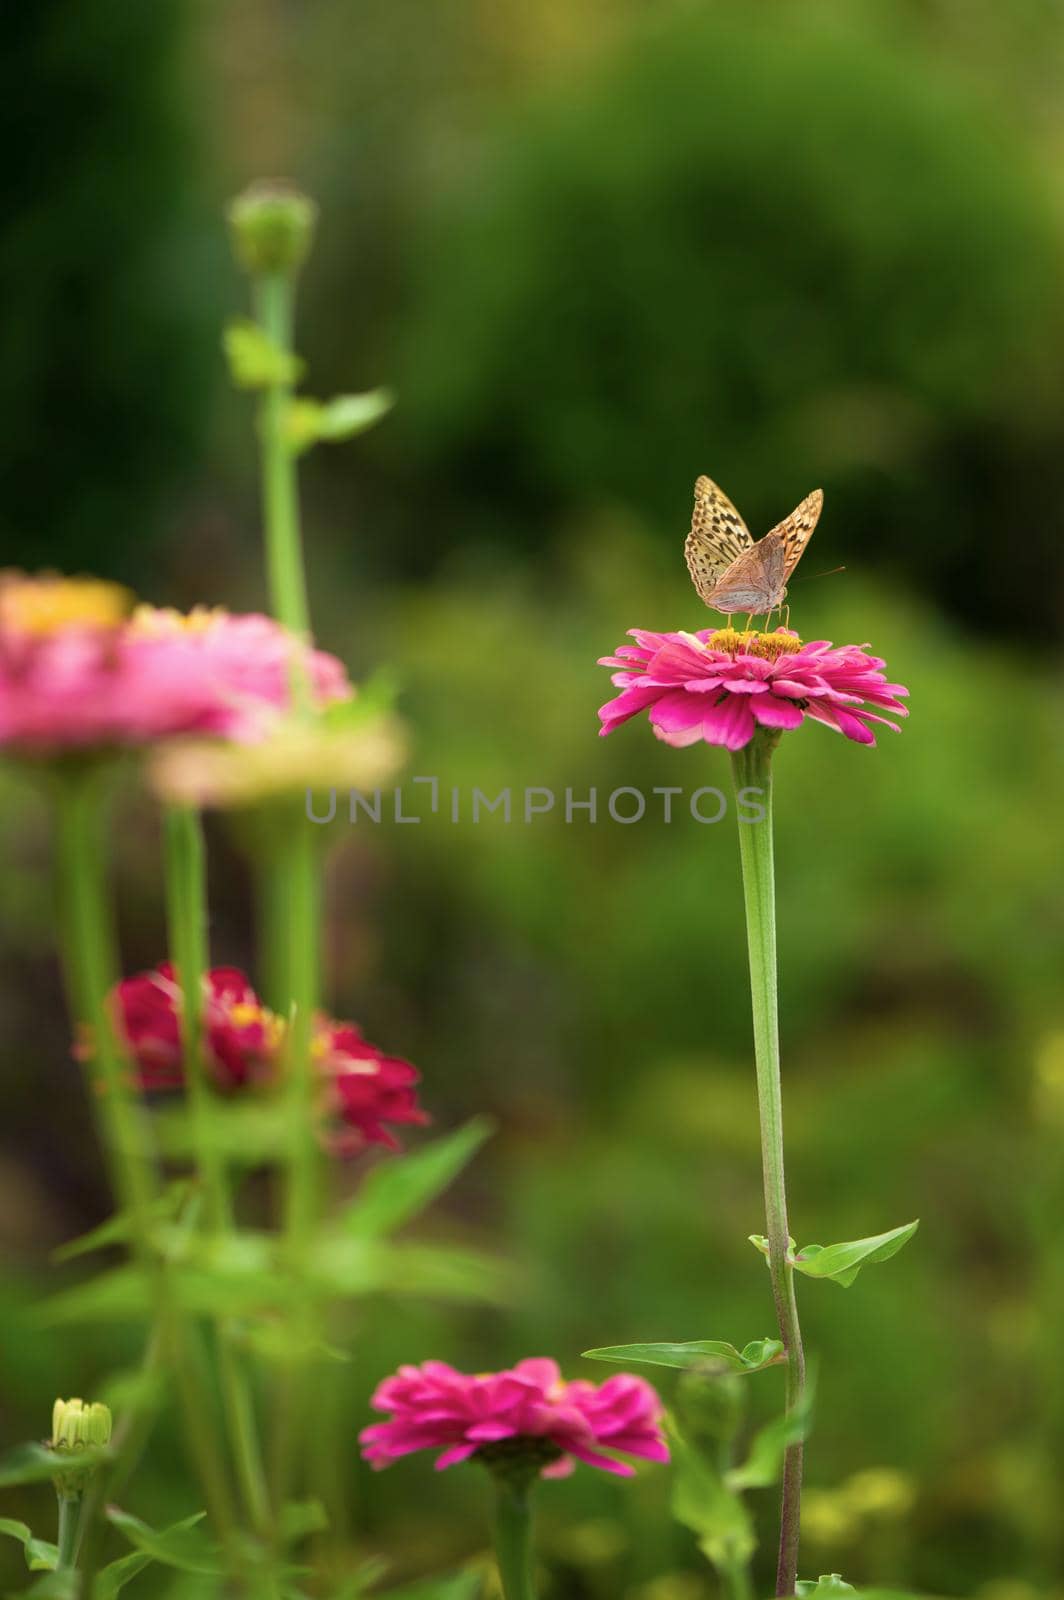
684, 475, 823, 615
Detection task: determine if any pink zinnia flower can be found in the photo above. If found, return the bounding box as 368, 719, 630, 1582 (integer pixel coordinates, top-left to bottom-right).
107, 963, 283, 1092
360, 1359, 668, 1479
315, 1019, 429, 1155
0, 574, 352, 753
598, 627, 908, 750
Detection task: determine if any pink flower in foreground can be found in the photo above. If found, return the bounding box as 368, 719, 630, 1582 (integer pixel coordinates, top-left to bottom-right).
598, 627, 908, 751
360, 1359, 668, 1479
315, 1019, 429, 1155
0, 573, 352, 753
108, 963, 283, 1092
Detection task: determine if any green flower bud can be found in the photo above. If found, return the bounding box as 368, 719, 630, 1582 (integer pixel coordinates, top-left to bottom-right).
51, 1398, 112, 1495
228, 181, 317, 277
675, 1362, 746, 1444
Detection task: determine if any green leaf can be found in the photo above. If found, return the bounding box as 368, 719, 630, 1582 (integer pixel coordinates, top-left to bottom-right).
0, 1519, 59, 1571
105, 1508, 218, 1577
583, 1338, 784, 1375
342, 1119, 494, 1238
796, 1578, 856, 1597
286, 388, 394, 453
223, 320, 304, 388
727, 1382, 815, 1491
0, 1442, 111, 1488
93, 1514, 215, 1600
665, 1417, 755, 1571
793, 1222, 920, 1288
16, 1572, 77, 1600
51, 1181, 192, 1263
279, 1500, 328, 1544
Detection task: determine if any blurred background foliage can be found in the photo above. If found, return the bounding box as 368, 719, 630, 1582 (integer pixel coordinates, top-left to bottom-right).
2, 1, 1063, 1597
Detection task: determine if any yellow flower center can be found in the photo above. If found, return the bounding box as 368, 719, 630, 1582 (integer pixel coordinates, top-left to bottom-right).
0, 574, 132, 635
707, 628, 803, 660
130, 604, 227, 636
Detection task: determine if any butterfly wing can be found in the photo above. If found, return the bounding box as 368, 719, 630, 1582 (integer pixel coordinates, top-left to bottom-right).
704, 533, 787, 614
766, 488, 823, 581
684, 475, 753, 605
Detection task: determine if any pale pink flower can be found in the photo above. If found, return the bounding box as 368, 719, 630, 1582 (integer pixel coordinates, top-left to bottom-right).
360, 1359, 668, 1478
0, 574, 352, 754
599, 627, 908, 750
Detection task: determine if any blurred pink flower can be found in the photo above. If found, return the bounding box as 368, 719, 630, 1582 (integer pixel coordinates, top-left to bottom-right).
315, 1018, 429, 1155
0, 575, 351, 753
108, 963, 283, 1092
360, 1358, 668, 1478
598, 627, 908, 750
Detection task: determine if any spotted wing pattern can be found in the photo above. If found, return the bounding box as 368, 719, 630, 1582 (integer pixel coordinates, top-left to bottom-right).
684, 475, 753, 605
766, 488, 824, 582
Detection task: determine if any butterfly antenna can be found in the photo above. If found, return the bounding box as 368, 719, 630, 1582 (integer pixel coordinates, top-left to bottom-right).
791, 565, 846, 584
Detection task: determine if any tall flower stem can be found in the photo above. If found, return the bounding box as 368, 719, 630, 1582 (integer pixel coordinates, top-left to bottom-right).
729, 735, 806, 1597
51, 765, 239, 1546
55, 1494, 81, 1571
246, 251, 324, 1500
162, 803, 273, 1542
492, 1480, 538, 1600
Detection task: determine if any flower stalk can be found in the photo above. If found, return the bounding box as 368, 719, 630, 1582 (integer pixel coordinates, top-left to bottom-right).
729, 732, 806, 1597
492, 1479, 538, 1600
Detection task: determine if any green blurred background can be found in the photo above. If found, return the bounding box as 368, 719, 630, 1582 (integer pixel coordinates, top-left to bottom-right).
2, 2, 1063, 1596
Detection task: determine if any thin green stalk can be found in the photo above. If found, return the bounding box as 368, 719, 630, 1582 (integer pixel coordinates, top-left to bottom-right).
55, 1495, 81, 1571
163, 804, 273, 1542
730, 736, 806, 1598
492, 1481, 538, 1600
52, 767, 240, 1549
255, 272, 310, 646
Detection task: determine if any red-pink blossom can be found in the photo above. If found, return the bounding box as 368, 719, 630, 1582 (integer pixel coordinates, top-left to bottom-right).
0, 574, 351, 753
315, 1019, 429, 1155
360, 1359, 668, 1478
598, 627, 908, 750
109, 963, 283, 1092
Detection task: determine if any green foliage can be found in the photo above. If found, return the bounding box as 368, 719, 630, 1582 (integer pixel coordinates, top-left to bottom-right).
666, 1417, 755, 1573
223, 320, 305, 390
341, 1119, 494, 1237
287, 390, 395, 455
0, 1443, 111, 1490
583, 1338, 783, 1374
750, 1222, 920, 1288
391, 7, 1064, 628
0, 1520, 58, 1573
797, 1579, 856, 1597
104, 1509, 217, 1577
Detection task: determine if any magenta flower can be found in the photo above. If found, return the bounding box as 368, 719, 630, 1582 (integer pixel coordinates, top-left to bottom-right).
104, 963, 284, 1093
360, 1358, 668, 1479
315, 1018, 429, 1155
598, 627, 908, 751
0, 574, 352, 753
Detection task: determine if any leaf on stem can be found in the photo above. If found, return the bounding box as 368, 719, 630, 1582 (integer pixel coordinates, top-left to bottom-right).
341, 1118, 495, 1238
0, 1442, 111, 1489
582, 1338, 784, 1375
0, 1519, 59, 1571
51, 1181, 193, 1264
104, 1508, 218, 1577
665, 1416, 756, 1571
726, 1380, 815, 1491
796, 1578, 857, 1597
223, 320, 304, 388
286, 389, 395, 454
748, 1222, 919, 1287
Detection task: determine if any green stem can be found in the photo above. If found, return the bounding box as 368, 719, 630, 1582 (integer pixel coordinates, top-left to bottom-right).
730, 736, 806, 1598
54, 764, 155, 1239
162, 804, 273, 1541
492, 1480, 538, 1600
52, 767, 240, 1549
255, 272, 310, 647
55, 1494, 81, 1571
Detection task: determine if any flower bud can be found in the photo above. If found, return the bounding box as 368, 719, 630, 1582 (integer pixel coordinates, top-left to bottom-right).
228, 181, 317, 277
675, 1362, 746, 1445
51, 1398, 112, 1494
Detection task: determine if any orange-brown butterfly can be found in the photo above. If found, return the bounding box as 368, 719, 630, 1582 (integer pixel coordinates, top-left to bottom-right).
684, 475, 823, 614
